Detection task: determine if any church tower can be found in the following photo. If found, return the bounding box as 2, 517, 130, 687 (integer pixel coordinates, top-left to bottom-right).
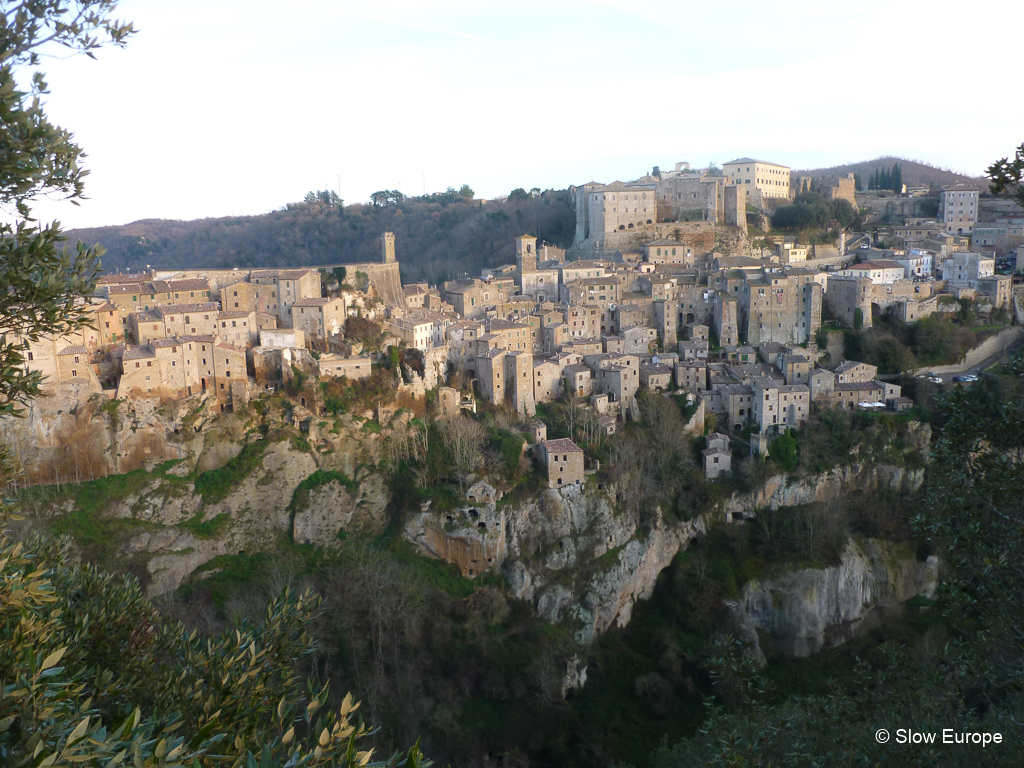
516, 234, 537, 273
380, 230, 396, 264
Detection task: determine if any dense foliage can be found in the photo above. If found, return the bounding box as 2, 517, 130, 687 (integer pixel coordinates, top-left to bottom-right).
0, 535, 429, 767
841, 304, 1006, 374
770, 191, 857, 231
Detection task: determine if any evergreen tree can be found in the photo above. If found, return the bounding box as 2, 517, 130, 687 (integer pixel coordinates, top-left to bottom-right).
892, 162, 903, 193
854, 173, 862, 191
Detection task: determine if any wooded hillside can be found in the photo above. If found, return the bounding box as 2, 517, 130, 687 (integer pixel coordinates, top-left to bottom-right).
66, 190, 577, 284
795, 156, 984, 189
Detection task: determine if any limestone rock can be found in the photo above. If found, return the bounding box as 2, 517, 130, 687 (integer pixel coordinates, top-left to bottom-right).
723, 463, 924, 520
729, 537, 940, 658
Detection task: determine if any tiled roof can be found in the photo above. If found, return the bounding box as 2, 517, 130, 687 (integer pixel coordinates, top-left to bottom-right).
218, 309, 255, 318
151, 278, 210, 292
159, 302, 219, 315
107, 283, 146, 295
98, 273, 149, 284
123, 345, 155, 360
836, 382, 883, 391
151, 339, 180, 349
293, 298, 331, 307
542, 438, 583, 453
58, 345, 87, 356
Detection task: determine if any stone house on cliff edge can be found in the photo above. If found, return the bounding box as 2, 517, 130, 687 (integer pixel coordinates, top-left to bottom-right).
535, 438, 585, 488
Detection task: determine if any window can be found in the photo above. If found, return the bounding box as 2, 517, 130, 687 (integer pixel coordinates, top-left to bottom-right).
147, 361, 152, 367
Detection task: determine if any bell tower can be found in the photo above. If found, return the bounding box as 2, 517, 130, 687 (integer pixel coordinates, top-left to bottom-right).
516, 234, 537, 273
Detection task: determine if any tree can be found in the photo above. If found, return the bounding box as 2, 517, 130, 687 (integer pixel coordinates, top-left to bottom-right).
0, 2, 134, 428
0, 535, 430, 767
831, 198, 856, 228
891, 161, 903, 193
652, 166, 661, 178
438, 415, 485, 489
508, 187, 529, 202
458, 183, 474, 199
767, 430, 798, 472
987, 142, 1024, 207
854, 172, 862, 191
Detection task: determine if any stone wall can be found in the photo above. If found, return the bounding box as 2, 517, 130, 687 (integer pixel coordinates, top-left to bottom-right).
911, 326, 1023, 374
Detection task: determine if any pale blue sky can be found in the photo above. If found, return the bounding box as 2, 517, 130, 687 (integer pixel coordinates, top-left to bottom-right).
27, 0, 1021, 228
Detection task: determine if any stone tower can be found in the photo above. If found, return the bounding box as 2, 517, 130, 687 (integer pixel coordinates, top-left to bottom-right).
516, 234, 537, 274
380, 231, 396, 264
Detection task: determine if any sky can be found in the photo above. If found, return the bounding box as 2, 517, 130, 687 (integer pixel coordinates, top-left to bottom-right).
22, 0, 1023, 229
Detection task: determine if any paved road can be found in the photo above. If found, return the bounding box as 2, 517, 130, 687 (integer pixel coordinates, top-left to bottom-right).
928, 336, 1024, 383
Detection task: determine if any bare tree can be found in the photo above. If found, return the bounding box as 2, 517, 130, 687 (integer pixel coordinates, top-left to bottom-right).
438, 415, 486, 490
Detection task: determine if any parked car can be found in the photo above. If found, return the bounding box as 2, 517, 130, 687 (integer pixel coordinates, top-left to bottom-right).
952, 375, 968, 382
928, 376, 943, 384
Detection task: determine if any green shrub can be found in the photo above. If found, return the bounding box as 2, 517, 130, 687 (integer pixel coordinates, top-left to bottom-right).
768, 430, 799, 472
192, 440, 268, 503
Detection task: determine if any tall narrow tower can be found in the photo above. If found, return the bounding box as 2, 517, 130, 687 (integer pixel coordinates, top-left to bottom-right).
516, 234, 537, 273
381, 230, 396, 264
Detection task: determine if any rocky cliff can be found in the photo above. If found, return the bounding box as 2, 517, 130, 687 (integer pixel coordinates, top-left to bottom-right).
730, 537, 940, 660
723, 462, 925, 521
12, 394, 940, 659
406, 481, 703, 644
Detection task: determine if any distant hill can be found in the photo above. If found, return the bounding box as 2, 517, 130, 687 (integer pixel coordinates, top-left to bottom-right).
794, 156, 986, 190
66, 190, 577, 284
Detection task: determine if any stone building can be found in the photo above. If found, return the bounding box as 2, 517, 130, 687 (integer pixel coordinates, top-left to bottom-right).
217, 309, 258, 347
161, 303, 220, 338
808, 368, 836, 400
702, 432, 731, 479
532, 359, 563, 404
317, 354, 372, 380
722, 157, 790, 201
639, 362, 672, 391
675, 360, 707, 392
442, 278, 514, 320
644, 240, 694, 266
939, 185, 978, 235
834, 361, 878, 384
564, 364, 593, 399
292, 297, 346, 351
536, 438, 585, 489
830, 381, 885, 410
387, 315, 435, 352
503, 350, 536, 417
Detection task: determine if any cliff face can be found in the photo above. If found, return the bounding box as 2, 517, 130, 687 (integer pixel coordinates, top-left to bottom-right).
405, 482, 703, 645
730, 537, 940, 659
13, 394, 940, 659
723, 463, 925, 520
12, 397, 394, 597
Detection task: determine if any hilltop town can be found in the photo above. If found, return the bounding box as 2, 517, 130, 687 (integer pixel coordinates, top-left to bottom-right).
12, 157, 1023, 487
